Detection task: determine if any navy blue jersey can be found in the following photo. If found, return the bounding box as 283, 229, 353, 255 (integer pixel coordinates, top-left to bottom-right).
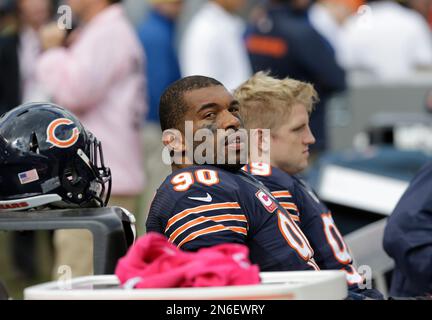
245, 163, 384, 299
384, 161, 432, 297
146, 165, 318, 271
243, 163, 361, 284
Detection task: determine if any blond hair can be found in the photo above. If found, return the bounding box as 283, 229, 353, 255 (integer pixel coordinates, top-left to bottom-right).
234, 72, 319, 130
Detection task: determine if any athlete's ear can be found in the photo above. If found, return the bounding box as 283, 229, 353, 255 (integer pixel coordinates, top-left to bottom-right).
250, 128, 271, 163
162, 129, 184, 152
162, 129, 186, 166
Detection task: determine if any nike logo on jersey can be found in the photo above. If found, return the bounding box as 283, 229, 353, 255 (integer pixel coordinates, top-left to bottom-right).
188, 193, 213, 202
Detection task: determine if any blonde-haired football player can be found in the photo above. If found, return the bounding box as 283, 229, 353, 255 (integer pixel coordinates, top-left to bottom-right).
235, 72, 383, 299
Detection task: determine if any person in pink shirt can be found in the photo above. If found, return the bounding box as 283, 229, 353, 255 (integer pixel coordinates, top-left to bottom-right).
36, 0, 147, 278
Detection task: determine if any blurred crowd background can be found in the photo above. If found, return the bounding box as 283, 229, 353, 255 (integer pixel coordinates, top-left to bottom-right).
1, 0, 432, 298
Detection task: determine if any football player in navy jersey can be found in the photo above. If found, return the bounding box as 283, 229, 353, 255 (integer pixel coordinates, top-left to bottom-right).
146, 75, 321, 272
235, 72, 383, 299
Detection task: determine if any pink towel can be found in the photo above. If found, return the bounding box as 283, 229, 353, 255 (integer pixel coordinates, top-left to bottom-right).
115, 232, 260, 288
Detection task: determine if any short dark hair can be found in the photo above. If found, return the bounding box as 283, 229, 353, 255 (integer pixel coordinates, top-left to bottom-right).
159, 76, 223, 132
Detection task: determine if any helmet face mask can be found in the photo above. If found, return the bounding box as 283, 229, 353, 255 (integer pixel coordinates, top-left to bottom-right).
84, 132, 112, 207
0, 103, 111, 211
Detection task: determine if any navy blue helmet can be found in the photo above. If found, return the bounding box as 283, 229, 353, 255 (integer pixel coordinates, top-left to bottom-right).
0, 102, 111, 211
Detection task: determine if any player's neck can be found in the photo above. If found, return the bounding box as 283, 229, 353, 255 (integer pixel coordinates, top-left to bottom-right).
171, 163, 189, 173
248, 154, 273, 168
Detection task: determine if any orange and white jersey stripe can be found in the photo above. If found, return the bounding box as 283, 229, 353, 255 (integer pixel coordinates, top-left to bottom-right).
165, 202, 241, 232
279, 202, 299, 212
271, 190, 300, 222
163, 201, 248, 248
177, 224, 248, 248
271, 190, 293, 199
168, 214, 248, 244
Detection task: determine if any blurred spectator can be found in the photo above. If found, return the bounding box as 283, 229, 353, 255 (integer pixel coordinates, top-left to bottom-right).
138, 0, 182, 125
179, 0, 252, 91
0, 0, 17, 35
18, 0, 53, 103
36, 0, 147, 277
0, 1, 19, 115
0, 0, 54, 281
339, 0, 432, 80
136, 0, 183, 231
0, 0, 53, 115
308, 0, 364, 54
245, 0, 346, 153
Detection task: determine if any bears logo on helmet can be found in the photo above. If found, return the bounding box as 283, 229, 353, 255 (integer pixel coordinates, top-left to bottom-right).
46, 118, 80, 148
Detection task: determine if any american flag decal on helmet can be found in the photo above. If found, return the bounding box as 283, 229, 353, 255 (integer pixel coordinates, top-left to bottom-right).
18, 169, 40, 185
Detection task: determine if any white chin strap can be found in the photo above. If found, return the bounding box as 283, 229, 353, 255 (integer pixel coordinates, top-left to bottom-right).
0, 194, 62, 212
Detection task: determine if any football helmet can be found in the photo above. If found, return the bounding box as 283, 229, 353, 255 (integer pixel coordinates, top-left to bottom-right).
0, 102, 111, 211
